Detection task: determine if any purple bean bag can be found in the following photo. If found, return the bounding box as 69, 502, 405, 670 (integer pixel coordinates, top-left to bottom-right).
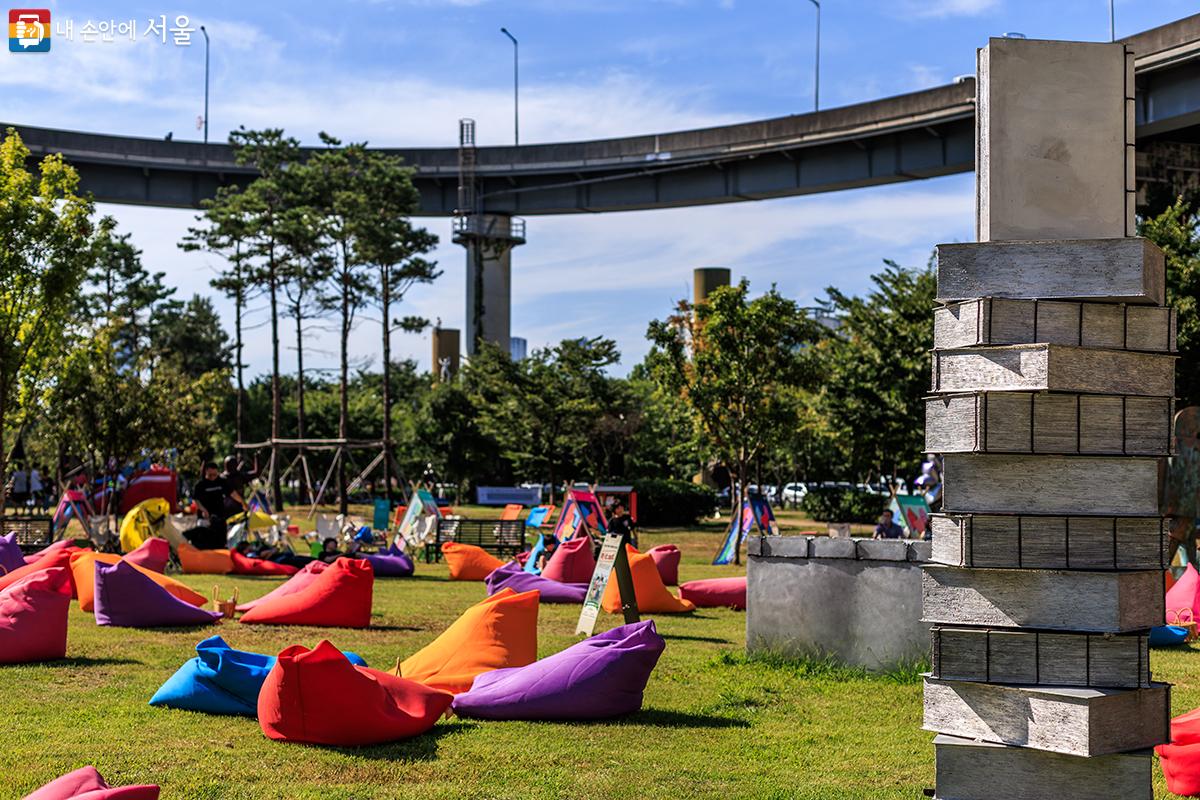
363, 542, 414, 577
485, 562, 587, 604
452, 620, 666, 720
94, 559, 223, 628
0, 531, 25, 575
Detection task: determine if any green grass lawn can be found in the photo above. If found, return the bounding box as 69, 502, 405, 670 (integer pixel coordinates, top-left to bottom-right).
1, 528, 1193, 798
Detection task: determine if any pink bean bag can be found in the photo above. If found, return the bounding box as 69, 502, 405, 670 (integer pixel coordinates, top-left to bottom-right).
0, 566, 72, 664
236, 561, 327, 613
1167, 564, 1200, 624
541, 536, 596, 584
22, 766, 159, 800
646, 544, 681, 586
679, 576, 747, 610
239, 558, 373, 628
122, 538, 169, 574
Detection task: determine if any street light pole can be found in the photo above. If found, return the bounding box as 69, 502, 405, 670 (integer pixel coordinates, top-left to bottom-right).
1109, 0, 1115, 42
200, 25, 210, 144
501, 27, 519, 145
807, 0, 820, 112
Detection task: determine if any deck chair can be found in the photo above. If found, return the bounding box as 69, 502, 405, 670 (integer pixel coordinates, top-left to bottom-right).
314, 514, 339, 540
500, 503, 524, 521
525, 505, 555, 529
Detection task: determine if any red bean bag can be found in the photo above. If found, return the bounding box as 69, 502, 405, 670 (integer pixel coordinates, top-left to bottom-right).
1168, 564, 1200, 625
236, 562, 327, 613
646, 544, 681, 586
23, 766, 159, 799
0, 566, 71, 664
1158, 707, 1200, 796
602, 546, 695, 614
541, 535, 596, 584
69, 552, 206, 613
441, 542, 504, 581
177, 543, 234, 575
23, 538, 79, 565
396, 588, 539, 693
0, 548, 77, 596
229, 549, 299, 577
679, 576, 747, 610
123, 538, 169, 574
258, 639, 452, 746
239, 558, 373, 628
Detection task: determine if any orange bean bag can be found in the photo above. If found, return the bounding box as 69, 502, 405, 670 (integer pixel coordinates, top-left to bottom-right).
602, 546, 695, 614
541, 535, 596, 583
441, 541, 504, 581
178, 542, 234, 574
0, 548, 78, 596
396, 587, 539, 693
229, 549, 299, 577
69, 551, 207, 613
258, 639, 453, 746
0, 566, 72, 664
239, 558, 374, 628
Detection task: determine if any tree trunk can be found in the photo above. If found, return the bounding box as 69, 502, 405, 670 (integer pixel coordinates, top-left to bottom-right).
269, 256, 283, 510
380, 266, 394, 507
234, 277, 245, 446
295, 308, 308, 505
338, 261, 350, 517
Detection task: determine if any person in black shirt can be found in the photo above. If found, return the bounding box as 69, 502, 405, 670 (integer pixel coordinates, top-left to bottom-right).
608, 502, 636, 547
221, 455, 260, 517
188, 461, 245, 550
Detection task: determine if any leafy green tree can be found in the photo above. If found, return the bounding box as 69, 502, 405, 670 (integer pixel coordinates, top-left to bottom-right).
646, 280, 821, 561
0, 128, 97, 510
813, 260, 935, 484
1139, 199, 1200, 408
151, 295, 232, 378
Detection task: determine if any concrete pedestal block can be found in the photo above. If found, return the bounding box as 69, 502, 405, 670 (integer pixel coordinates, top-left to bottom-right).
931, 344, 1175, 396
933, 298, 1175, 351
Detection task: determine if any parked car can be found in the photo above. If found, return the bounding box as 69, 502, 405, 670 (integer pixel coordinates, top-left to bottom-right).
781, 483, 808, 504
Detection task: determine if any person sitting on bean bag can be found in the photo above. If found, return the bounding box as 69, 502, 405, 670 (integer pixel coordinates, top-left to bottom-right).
257, 640, 452, 746
441, 541, 504, 581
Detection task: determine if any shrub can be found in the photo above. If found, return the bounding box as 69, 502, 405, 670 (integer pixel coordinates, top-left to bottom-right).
800, 488, 887, 524
633, 479, 719, 527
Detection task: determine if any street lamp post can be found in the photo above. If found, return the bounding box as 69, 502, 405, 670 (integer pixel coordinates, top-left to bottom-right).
808, 0, 820, 112
200, 25, 209, 144
500, 27, 519, 145
1109, 0, 1115, 42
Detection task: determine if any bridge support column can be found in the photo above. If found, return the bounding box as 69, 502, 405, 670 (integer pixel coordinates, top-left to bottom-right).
453, 213, 526, 356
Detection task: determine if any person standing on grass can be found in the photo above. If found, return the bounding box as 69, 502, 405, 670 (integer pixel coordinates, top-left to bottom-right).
188, 461, 245, 550
29, 465, 44, 513
8, 465, 29, 514
221, 455, 260, 517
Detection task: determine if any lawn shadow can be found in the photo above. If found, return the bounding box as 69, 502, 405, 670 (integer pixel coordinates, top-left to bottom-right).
325, 720, 477, 761
661, 633, 733, 644
600, 708, 751, 729
365, 624, 426, 633
47, 656, 144, 667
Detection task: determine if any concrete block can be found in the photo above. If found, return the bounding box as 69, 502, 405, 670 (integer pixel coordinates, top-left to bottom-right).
933, 735, 1152, 800
941, 454, 1162, 516
930, 513, 1167, 571
925, 393, 1174, 456
923, 677, 1169, 756
908, 540, 933, 561
810, 536, 857, 559
749, 535, 810, 558
976, 39, 1130, 242
936, 238, 1165, 305
854, 539, 909, 561
933, 298, 1175, 351
931, 344, 1175, 396
930, 626, 1150, 688
921, 565, 1163, 633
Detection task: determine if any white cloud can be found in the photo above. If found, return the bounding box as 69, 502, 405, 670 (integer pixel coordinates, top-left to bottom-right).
897, 0, 1000, 20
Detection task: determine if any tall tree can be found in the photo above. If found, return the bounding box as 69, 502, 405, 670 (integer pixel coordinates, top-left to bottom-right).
151, 295, 233, 378
1140, 199, 1200, 408
0, 128, 97, 510
646, 280, 821, 563
86, 228, 175, 365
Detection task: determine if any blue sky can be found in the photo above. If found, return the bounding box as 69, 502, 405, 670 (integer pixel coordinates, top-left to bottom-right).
1, 0, 1194, 376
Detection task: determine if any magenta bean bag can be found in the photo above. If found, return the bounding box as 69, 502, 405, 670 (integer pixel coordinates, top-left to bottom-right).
540, 535, 596, 584
122, 538, 169, 574
452, 620, 666, 720
485, 562, 587, 603
22, 766, 159, 800
678, 576, 747, 610
0, 566, 72, 664
94, 560, 222, 628
364, 542, 414, 577
1168, 564, 1200, 624
236, 561, 327, 613
0, 531, 26, 574
646, 544, 681, 586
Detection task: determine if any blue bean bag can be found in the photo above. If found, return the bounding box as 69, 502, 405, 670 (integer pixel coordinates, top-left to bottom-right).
1151, 625, 1190, 647
150, 635, 366, 716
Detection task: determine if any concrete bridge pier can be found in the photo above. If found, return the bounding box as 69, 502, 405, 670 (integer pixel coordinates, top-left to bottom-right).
453, 213, 526, 356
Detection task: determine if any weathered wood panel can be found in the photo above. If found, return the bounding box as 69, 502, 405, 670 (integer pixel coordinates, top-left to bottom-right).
930, 626, 1150, 688
937, 238, 1165, 305
941, 454, 1163, 516
925, 393, 1173, 455
934, 299, 1175, 351
930, 513, 1167, 571
921, 566, 1163, 632
933, 734, 1152, 800
923, 677, 1169, 756
931, 344, 1175, 396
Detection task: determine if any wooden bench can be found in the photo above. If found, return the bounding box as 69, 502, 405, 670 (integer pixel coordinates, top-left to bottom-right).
426, 518, 526, 563
2, 514, 54, 554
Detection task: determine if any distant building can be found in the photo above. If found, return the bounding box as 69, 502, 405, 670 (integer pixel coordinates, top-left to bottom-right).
510, 337, 528, 360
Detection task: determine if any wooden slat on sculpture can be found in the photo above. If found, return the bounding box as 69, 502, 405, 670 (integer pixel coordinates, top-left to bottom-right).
925, 393, 1173, 455
932, 344, 1174, 396
934, 299, 1175, 351
933, 735, 1152, 800
923, 678, 1169, 757
930, 626, 1150, 688
922, 566, 1162, 632
930, 513, 1167, 571
941, 454, 1162, 516
937, 239, 1163, 303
